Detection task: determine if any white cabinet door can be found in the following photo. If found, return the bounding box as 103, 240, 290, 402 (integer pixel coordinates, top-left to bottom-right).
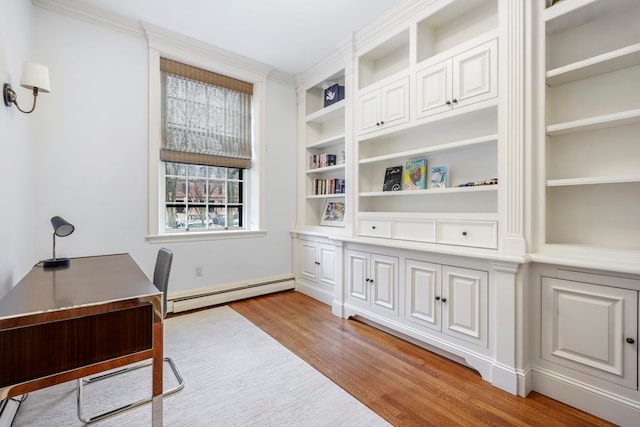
380, 76, 410, 128
453, 39, 497, 109
442, 265, 488, 348
416, 60, 452, 119
370, 253, 399, 316
542, 277, 637, 389
300, 240, 318, 282
405, 259, 441, 332
318, 243, 337, 288
346, 250, 398, 315
346, 250, 369, 305
357, 90, 380, 134
357, 76, 409, 135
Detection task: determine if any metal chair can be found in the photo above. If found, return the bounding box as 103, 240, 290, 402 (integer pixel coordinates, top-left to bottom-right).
76, 248, 185, 423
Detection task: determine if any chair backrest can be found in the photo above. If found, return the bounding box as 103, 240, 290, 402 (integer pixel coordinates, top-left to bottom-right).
153, 248, 173, 318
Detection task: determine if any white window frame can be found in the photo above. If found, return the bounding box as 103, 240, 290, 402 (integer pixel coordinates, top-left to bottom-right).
144, 25, 271, 242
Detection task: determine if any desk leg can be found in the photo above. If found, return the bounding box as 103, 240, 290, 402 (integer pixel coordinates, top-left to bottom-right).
152, 319, 163, 426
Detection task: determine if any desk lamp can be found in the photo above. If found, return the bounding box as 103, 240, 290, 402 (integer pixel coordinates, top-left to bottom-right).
42, 216, 75, 269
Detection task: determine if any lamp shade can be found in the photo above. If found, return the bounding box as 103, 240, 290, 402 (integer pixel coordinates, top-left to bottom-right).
20, 61, 50, 93
51, 216, 74, 237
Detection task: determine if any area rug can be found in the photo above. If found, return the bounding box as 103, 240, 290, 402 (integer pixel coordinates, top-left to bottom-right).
13, 306, 389, 426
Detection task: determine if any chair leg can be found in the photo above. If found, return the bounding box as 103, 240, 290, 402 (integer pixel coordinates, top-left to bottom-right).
77, 358, 185, 424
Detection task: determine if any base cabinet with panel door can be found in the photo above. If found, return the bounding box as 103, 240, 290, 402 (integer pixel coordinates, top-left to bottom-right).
294, 236, 339, 306
531, 267, 640, 426
416, 38, 497, 120
541, 276, 637, 389
345, 249, 399, 317
405, 259, 488, 349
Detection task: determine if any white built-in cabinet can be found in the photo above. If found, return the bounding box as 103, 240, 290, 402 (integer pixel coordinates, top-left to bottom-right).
357, 75, 410, 135
294, 235, 340, 306
541, 276, 637, 390
405, 260, 488, 348
416, 39, 497, 119
345, 249, 399, 317
291, 0, 640, 424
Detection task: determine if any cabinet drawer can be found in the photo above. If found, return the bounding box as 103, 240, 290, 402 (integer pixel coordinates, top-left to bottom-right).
359, 219, 392, 238
437, 220, 497, 249
392, 219, 436, 243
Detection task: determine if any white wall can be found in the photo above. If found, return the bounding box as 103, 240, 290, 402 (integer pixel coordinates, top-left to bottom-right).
11, 5, 297, 293
0, 0, 35, 299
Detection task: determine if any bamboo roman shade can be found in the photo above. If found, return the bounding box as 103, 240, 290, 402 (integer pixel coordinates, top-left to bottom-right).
160, 58, 253, 169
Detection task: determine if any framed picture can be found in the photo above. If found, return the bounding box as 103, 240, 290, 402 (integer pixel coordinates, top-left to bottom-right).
320, 198, 345, 227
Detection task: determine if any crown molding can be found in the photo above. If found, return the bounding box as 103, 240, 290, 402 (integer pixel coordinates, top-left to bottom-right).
32, 0, 295, 85
32, 0, 144, 40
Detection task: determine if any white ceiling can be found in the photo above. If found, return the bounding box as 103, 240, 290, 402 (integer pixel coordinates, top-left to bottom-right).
72, 0, 402, 75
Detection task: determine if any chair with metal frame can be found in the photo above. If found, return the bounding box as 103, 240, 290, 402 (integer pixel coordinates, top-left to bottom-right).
76, 248, 185, 423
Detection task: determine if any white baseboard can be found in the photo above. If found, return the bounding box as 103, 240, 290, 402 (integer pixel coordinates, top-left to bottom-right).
169, 275, 295, 313
532, 367, 640, 427
294, 281, 334, 306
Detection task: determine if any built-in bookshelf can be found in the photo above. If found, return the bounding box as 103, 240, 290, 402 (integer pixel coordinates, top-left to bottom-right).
537, 0, 640, 259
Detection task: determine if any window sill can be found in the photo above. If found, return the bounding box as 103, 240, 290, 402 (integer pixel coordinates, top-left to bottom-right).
146, 229, 267, 243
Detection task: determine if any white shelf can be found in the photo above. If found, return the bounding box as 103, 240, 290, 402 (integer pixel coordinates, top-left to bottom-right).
306, 193, 345, 200
359, 134, 497, 165
360, 185, 498, 197
546, 109, 640, 136
305, 100, 345, 124
307, 134, 345, 150
544, 0, 638, 34
547, 174, 640, 187
546, 43, 640, 87
306, 164, 345, 175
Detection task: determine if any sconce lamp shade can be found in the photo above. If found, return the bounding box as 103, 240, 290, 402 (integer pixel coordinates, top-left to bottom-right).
43, 216, 75, 269
3, 61, 50, 113
20, 62, 50, 93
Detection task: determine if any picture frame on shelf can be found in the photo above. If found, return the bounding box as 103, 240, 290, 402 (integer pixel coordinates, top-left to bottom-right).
403, 159, 427, 190
383, 165, 403, 191
430, 166, 447, 189
320, 197, 345, 227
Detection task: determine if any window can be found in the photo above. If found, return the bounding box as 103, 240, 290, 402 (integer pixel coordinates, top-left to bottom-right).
165, 163, 243, 231
160, 58, 253, 233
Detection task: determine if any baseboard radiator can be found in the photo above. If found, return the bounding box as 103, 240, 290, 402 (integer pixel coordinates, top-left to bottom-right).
168, 274, 295, 313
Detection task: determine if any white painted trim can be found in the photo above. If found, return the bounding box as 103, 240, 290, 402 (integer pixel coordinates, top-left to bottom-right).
32, 0, 144, 40
295, 281, 334, 306
168, 275, 295, 313
532, 366, 640, 427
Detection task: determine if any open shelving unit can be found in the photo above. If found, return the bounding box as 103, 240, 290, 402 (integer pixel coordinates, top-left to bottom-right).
538, 0, 640, 257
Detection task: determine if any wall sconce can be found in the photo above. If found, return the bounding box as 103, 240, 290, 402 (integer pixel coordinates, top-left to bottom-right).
3, 61, 50, 114
42, 216, 75, 269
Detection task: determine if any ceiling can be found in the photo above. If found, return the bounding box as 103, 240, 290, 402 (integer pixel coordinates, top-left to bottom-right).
71, 0, 402, 75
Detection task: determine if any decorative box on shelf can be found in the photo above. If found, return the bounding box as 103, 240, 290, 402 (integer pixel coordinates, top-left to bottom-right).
324, 83, 344, 107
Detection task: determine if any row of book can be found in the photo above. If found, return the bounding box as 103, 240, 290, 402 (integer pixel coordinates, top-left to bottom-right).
313, 178, 345, 195
383, 159, 448, 191
310, 153, 337, 169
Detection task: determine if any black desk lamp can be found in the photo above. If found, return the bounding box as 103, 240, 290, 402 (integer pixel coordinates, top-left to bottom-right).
42, 216, 75, 269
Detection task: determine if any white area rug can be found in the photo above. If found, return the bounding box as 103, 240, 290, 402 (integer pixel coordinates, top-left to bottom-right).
13, 306, 389, 426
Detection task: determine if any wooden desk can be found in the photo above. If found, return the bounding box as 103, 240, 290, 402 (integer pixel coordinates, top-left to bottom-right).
0, 254, 163, 426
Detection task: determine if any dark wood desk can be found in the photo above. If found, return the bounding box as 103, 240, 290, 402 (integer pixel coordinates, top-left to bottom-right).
0, 254, 163, 426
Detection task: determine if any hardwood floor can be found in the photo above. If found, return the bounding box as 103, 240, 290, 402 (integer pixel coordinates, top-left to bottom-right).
228, 290, 614, 427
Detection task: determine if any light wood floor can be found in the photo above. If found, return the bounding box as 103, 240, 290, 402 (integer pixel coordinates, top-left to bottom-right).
226, 290, 613, 427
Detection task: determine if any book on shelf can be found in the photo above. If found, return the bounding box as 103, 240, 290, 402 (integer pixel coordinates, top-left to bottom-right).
310, 153, 337, 169
383, 166, 403, 191
430, 166, 447, 189
403, 159, 427, 190
313, 178, 345, 195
